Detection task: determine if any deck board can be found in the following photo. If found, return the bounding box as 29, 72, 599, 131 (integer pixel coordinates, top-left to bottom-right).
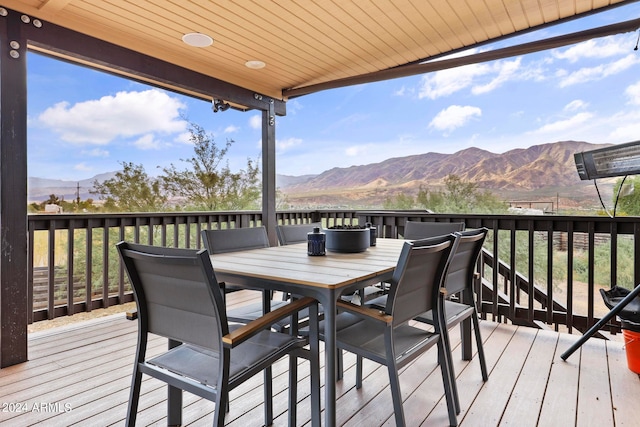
576, 338, 614, 426
1, 291, 638, 426
498, 329, 558, 426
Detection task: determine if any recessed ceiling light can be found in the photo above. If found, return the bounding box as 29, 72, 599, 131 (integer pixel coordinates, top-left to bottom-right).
245, 60, 266, 69
182, 33, 213, 47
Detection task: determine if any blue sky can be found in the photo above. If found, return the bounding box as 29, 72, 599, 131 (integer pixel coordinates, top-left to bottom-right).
27, 3, 640, 182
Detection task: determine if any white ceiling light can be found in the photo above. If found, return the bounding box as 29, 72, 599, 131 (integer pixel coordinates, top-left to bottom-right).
245, 60, 266, 69
182, 33, 213, 47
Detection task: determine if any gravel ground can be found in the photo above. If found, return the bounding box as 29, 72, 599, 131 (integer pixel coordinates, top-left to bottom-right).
27, 302, 137, 333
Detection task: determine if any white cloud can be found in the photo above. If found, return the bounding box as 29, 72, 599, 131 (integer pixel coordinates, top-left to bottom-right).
134, 134, 162, 150
625, 81, 640, 105
610, 122, 640, 141
81, 148, 109, 157
608, 110, 640, 141
37, 89, 187, 145
277, 137, 302, 153
533, 112, 594, 134
249, 114, 261, 130
418, 63, 491, 99
74, 162, 93, 172
429, 105, 482, 133
419, 57, 528, 99
345, 146, 362, 156
174, 132, 192, 145
224, 125, 239, 133
394, 86, 406, 96
564, 100, 589, 112
287, 99, 303, 114
472, 58, 521, 95
558, 54, 640, 87
552, 36, 629, 63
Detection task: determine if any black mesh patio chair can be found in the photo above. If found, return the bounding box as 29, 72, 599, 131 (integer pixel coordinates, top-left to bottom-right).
366, 227, 490, 385
201, 227, 291, 329
117, 242, 320, 427
403, 220, 465, 240
276, 222, 323, 245
322, 234, 461, 426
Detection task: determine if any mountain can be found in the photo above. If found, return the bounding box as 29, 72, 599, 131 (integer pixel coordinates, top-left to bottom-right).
28, 172, 117, 203
279, 140, 614, 208
280, 141, 608, 191
28, 140, 614, 208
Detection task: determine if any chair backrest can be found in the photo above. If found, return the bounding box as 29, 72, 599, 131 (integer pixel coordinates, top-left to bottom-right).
276, 222, 322, 245
385, 233, 458, 326
403, 221, 465, 240
444, 227, 488, 296
117, 241, 227, 351
201, 226, 270, 254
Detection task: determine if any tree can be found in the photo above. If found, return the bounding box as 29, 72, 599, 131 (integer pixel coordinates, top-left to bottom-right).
383, 193, 415, 210
91, 162, 167, 212
160, 121, 261, 211
613, 176, 640, 216
44, 194, 62, 205
416, 175, 507, 214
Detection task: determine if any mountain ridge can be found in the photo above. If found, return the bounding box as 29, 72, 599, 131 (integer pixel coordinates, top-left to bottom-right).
280, 140, 609, 192
28, 140, 611, 206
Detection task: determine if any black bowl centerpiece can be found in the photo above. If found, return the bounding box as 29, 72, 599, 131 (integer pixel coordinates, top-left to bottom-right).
325, 225, 370, 253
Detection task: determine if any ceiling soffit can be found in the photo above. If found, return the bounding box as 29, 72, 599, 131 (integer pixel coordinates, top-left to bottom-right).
0, 0, 637, 104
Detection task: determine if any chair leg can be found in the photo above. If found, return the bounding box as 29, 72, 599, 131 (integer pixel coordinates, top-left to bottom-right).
167, 385, 182, 426
356, 355, 363, 389
288, 355, 298, 426
337, 349, 344, 380
437, 340, 459, 426
386, 363, 406, 427
472, 313, 489, 381
441, 324, 460, 414
125, 367, 143, 427
264, 366, 273, 426
214, 391, 228, 427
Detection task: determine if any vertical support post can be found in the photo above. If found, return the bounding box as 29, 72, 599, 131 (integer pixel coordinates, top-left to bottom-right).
0, 11, 28, 367
261, 98, 277, 246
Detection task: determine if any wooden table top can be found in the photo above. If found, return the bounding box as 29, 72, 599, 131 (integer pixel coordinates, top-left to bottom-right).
210, 238, 406, 290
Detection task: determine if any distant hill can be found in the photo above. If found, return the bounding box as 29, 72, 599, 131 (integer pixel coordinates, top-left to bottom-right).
281, 141, 607, 191
28, 172, 117, 203
279, 140, 615, 208
28, 141, 615, 209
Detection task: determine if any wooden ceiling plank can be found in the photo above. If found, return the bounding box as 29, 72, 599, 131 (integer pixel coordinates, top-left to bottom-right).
175, 0, 352, 88
37, 0, 71, 12
469, 0, 512, 38
285, 15, 640, 98
404, 0, 457, 55
488, 0, 518, 35
23, 18, 286, 112
56, 0, 295, 97
2, 0, 636, 99
125, 1, 307, 91
289, 1, 395, 73
345, 0, 421, 63
172, 1, 324, 80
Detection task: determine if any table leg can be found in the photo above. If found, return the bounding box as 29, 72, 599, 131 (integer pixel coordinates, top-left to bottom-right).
322, 292, 337, 427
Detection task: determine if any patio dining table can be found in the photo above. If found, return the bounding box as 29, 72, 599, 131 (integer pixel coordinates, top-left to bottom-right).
210, 237, 406, 427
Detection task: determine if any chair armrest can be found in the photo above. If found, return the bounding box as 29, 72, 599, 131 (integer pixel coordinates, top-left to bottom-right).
336, 300, 392, 325
223, 296, 317, 347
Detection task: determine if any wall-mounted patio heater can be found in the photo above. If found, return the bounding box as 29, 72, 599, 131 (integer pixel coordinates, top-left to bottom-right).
574, 140, 640, 180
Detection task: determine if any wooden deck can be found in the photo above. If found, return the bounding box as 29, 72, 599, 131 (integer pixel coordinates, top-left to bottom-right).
2, 291, 639, 426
